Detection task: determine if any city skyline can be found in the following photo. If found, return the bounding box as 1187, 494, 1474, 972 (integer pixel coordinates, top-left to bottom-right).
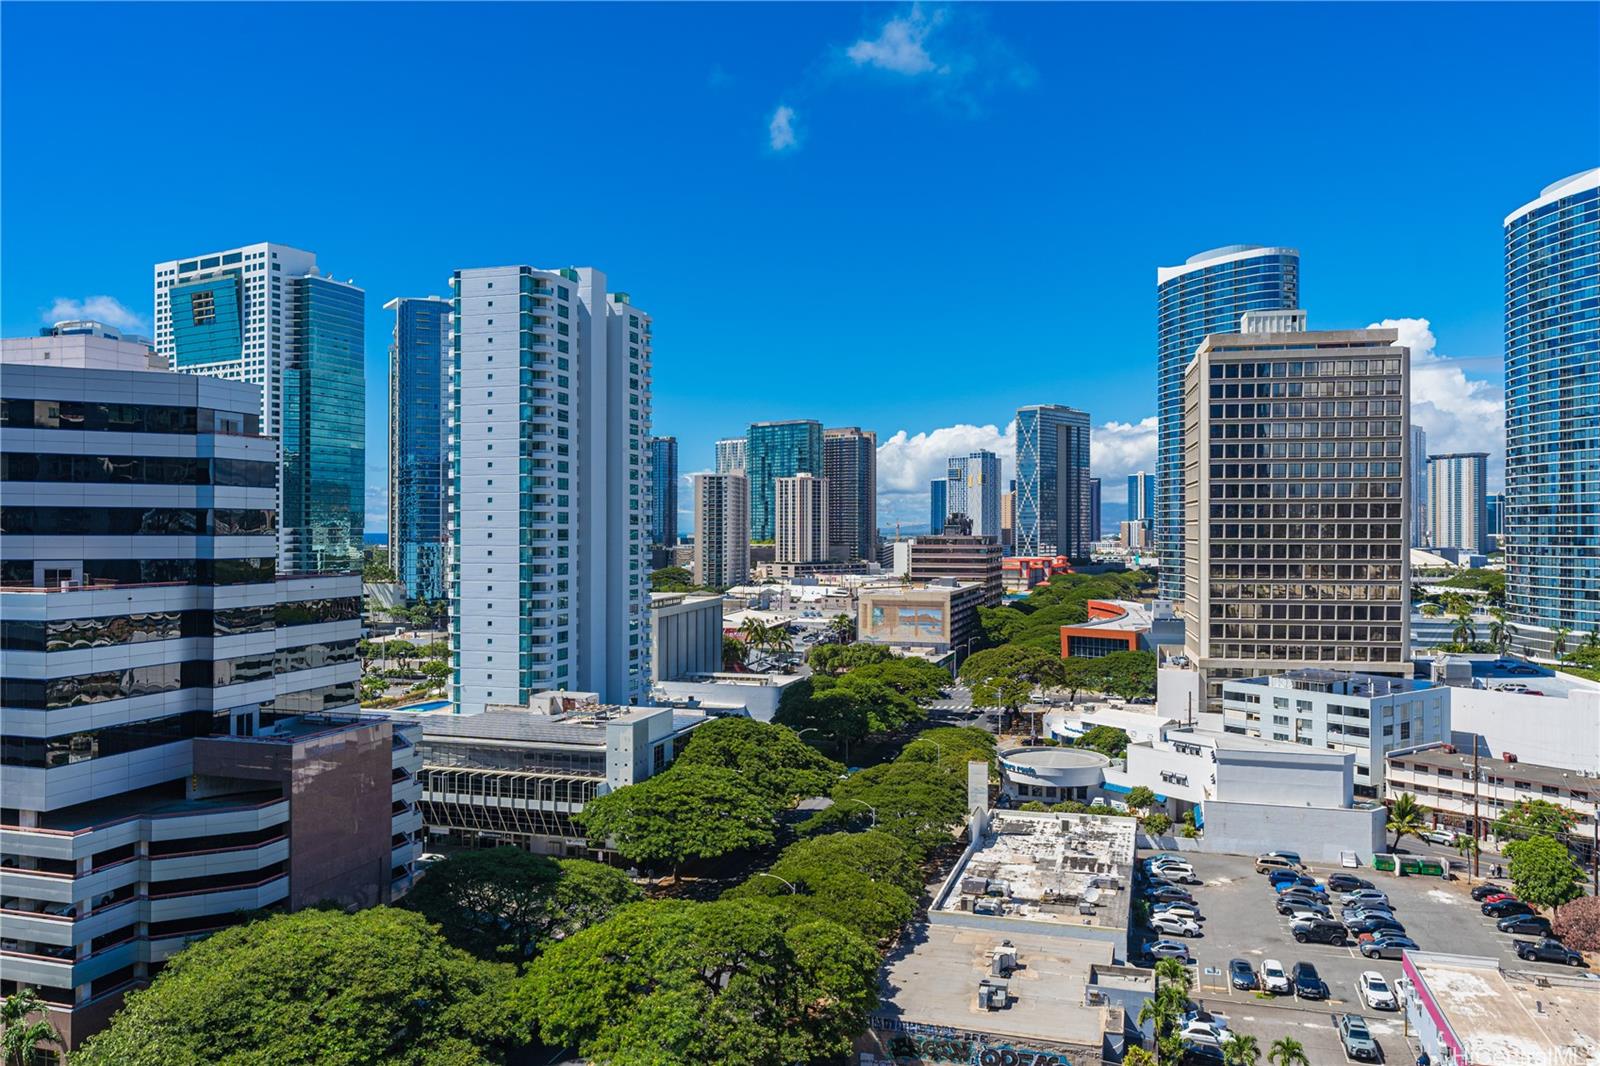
4, 5, 1589, 533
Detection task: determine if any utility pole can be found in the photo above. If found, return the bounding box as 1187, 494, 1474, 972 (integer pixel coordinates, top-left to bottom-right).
1471, 742, 1481, 881
1592, 814, 1598, 896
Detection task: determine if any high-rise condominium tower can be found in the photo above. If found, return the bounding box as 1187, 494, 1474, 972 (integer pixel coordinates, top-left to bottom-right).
1504, 168, 1599, 654
823, 427, 876, 561
946, 450, 1002, 538
387, 297, 451, 602
649, 436, 679, 549
1157, 245, 1300, 605
1001, 480, 1015, 549
153, 243, 365, 573
448, 266, 652, 713
1408, 427, 1429, 547
1182, 310, 1410, 712
715, 436, 747, 475
929, 478, 948, 534
1127, 470, 1156, 525
1427, 452, 1490, 555
1089, 477, 1102, 542
693, 472, 750, 587
775, 472, 829, 564
745, 420, 822, 541
1014, 404, 1093, 558
0, 337, 415, 1048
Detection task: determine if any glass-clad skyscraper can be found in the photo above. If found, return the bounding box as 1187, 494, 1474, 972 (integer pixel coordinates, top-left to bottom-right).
649, 436, 679, 549
1014, 404, 1092, 558
1157, 245, 1299, 602
946, 450, 1001, 538
1504, 168, 1600, 652
929, 477, 948, 534
387, 297, 451, 601
823, 427, 877, 561
282, 275, 365, 572
745, 420, 822, 541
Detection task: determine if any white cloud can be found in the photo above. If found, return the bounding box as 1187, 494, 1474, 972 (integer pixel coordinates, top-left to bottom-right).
1367, 317, 1504, 489
847, 4, 944, 75
43, 295, 149, 334
1090, 417, 1159, 504
768, 105, 798, 151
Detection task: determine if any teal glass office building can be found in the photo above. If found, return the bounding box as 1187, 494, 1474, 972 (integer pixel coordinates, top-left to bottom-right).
388, 297, 451, 600
745, 420, 822, 541
1156, 246, 1299, 602
649, 435, 678, 548
282, 276, 365, 573
1015, 403, 1091, 558
1503, 168, 1599, 650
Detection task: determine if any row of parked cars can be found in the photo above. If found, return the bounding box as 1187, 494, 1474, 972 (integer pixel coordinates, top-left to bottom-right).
1259, 852, 1424, 959
1138, 853, 1208, 963
1471, 882, 1586, 966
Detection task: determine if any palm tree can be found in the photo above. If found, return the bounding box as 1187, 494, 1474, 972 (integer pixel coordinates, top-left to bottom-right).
826, 613, 855, 644
1268, 1037, 1311, 1066
767, 626, 794, 656
1586, 628, 1600, 651
1488, 608, 1508, 653
1, 987, 66, 1066
722, 635, 750, 671
1122, 1049, 1158, 1066
1554, 627, 1571, 657
1223, 1032, 1262, 1066
738, 617, 769, 651
1451, 602, 1476, 647
1387, 792, 1427, 851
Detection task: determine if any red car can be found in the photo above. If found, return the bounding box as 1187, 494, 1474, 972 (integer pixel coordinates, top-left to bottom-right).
1482, 893, 1515, 905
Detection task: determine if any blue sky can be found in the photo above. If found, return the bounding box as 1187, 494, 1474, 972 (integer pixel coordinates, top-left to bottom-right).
3, 2, 1594, 532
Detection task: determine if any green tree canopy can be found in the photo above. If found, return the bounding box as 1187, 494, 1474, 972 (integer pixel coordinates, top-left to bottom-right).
960, 644, 1068, 720
1074, 725, 1131, 759
1493, 798, 1581, 842
401, 848, 639, 962
578, 765, 778, 878
723, 830, 921, 942
902, 726, 997, 774
801, 760, 968, 858
673, 717, 843, 805
2, 986, 64, 1066
1504, 835, 1586, 914
1125, 786, 1157, 811
73, 908, 529, 1066
516, 899, 879, 1066
807, 642, 898, 674
842, 657, 950, 703
648, 566, 700, 592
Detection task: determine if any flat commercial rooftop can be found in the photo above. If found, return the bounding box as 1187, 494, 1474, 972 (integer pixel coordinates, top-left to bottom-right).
1408, 953, 1600, 1066
875, 923, 1114, 1048
939, 810, 1136, 927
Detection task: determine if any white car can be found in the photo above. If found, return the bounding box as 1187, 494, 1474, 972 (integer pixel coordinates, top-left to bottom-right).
1342, 890, 1391, 908
1152, 902, 1203, 922
1150, 913, 1201, 938
1177, 1020, 1227, 1047
1148, 857, 1194, 874
1261, 958, 1292, 994
1359, 970, 1398, 1011
1421, 829, 1457, 846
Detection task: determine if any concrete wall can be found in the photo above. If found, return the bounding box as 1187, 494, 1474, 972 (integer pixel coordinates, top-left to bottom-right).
1447, 685, 1600, 772
1199, 799, 1385, 864
1213, 745, 1352, 808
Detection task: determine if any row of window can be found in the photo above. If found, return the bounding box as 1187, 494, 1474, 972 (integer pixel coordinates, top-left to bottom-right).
0, 641, 354, 709
1, 710, 214, 768
0, 557, 277, 589
1211, 603, 1403, 621
0, 507, 275, 537
0, 454, 277, 489
1, 605, 275, 651
1207, 579, 1405, 599
1, 399, 259, 436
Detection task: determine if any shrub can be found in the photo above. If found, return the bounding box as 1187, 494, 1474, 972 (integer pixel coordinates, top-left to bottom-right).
1141, 813, 1172, 835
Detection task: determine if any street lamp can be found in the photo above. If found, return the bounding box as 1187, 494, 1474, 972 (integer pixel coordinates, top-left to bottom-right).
838, 798, 877, 827
754, 872, 798, 894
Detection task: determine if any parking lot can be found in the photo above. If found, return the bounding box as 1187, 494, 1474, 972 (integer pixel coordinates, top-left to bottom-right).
1133, 849, 1590, 1063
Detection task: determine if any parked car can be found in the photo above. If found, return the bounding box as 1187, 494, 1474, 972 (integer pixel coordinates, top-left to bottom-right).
1273, 877, 1324, 895
1151, 913, 1201, 938
1422, 829, 1458, 846
1346, 915, 1407, 938
1152, 867, 1202, 885
1176, 1020, 1227, 1047
1515, 938, 1585, 966
1338, 1013, 1380, 1061
1145, 939, 1192, 963
1285, 906, 1336, 926
1291, 961, 1328, 999
1256, 854, 1305, 874
1498, 914, 1554, 937
1266, 850, 1304, 866
1277, 898, 1331, 918
1146, 856, 1194, 872
1145, 885, 1195, 904
1228, 958, 1258, 991
1292, 918, 1348, 945
1267, 868, 1310, 887
1342, 905, 1395, 923
1180, 1044, 1226, 1065
1153, 902, 1203, 922
1358, 971, 1398, 1011
1359, 934, 1419, 960
1341, 889, 1391, 908
1471, 883, 1512, 902
1260, 958, 1292, 994
1328, 874, 1374, 893
1483, 898, 1534, 918
1480, 892, 1515, 905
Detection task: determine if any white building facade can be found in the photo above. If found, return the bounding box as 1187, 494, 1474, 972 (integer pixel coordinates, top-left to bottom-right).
715, 436, 747, 475
692, 472, 749, 588
447, 266, 652, 716
1221, 670, 1448, 797
774, 472, 828, 564
1426, 452, 1490, 555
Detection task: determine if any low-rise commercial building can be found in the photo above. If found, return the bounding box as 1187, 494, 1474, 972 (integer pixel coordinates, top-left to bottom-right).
1401, 952, 1600, 1066
907, 529, 1003, 607
1221, 670, 1448, 797
380, 693, 706, 856
651, 671, 809, 723
649, 592, 723, 683
1002, 555, 1073, 594
1423, 655, 1600, 774
1386, 743, 1599, 840
857, 580, 985, 655
1060, 600, 1154, 658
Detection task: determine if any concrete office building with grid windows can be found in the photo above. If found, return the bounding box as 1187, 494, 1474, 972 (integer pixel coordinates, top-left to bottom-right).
1181, 309, 1411, 713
